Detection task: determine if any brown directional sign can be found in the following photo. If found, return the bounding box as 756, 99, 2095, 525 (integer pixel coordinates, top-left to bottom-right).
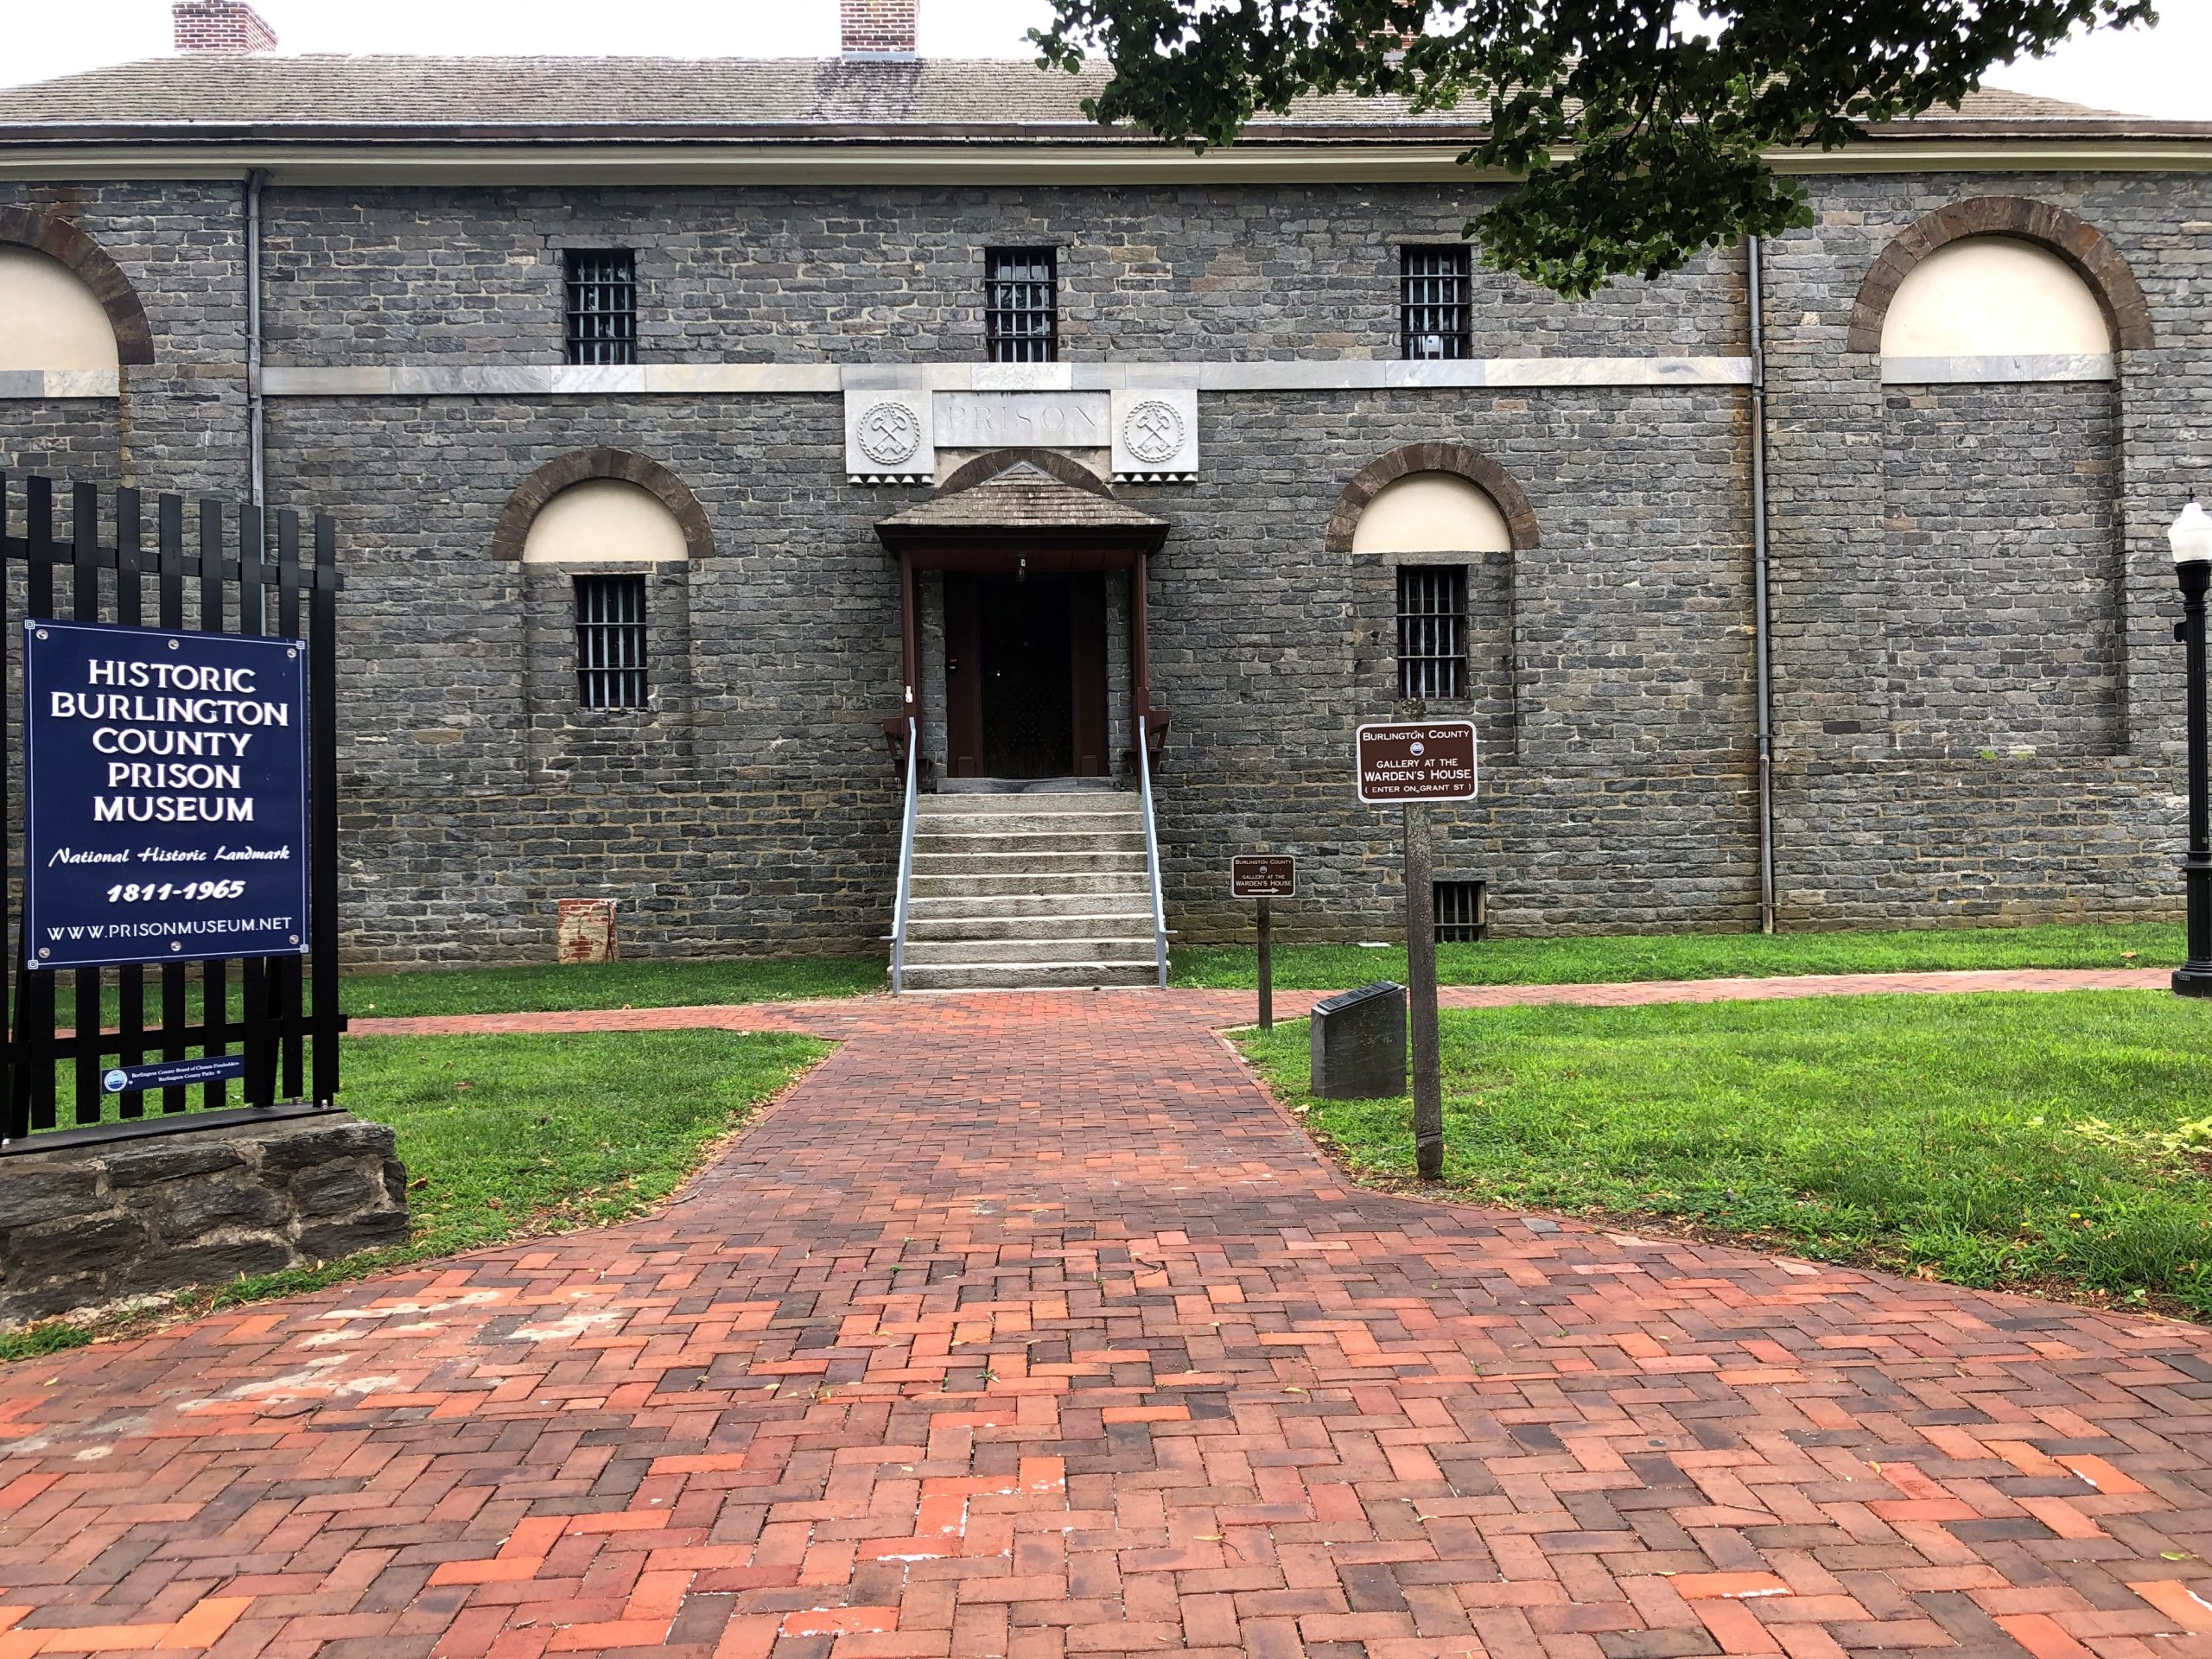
1356, 720, 1479, 804
1230, 855, 1296, 899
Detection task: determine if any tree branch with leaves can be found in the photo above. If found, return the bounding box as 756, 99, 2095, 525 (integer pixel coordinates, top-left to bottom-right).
1031, 1, 2156, 297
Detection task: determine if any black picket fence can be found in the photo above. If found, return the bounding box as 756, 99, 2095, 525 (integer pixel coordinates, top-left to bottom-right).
0, 474, 345, 1149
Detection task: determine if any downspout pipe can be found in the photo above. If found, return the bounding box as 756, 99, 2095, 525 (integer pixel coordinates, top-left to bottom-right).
1749, 235, 1777, 934
245, 167, 268, 508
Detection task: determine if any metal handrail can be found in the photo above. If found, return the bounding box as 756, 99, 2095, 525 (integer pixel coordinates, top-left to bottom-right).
1135, 713, 1169, 989
888, 715, 921, 995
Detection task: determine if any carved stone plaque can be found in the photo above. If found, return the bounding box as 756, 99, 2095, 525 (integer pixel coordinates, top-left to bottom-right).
933, 391, 1110, 451
844, 388, 934, 483
847, 387, 1200, 484
1110, 387, 1199, 481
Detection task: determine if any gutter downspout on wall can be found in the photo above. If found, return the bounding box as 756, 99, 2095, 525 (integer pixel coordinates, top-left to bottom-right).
1748, 235, 1777, 934
245, 166, 267, 507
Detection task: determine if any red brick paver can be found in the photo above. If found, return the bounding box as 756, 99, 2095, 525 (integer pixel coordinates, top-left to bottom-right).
1, 986, 2207, 1659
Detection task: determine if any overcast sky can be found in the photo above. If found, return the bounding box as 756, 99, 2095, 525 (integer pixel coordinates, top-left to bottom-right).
4, 0, 2209, 119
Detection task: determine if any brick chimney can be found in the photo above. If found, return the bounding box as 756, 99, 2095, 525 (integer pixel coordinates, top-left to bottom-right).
173, 0, 277, 54
841, 0, 918, 59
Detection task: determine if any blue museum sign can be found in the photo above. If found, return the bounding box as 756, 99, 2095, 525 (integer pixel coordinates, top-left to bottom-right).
22, 617, 310, 971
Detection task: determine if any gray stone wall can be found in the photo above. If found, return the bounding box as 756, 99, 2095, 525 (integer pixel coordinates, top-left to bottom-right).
1150, 385, 1758, 944
257, 183, 1746, 367
522, 559, 696, 785
1878, 380, 2123, 760
0, 1113, 408, 1325
3, 168, 2209, 960
0, 181, 251, 501
1758, 170, 2197, 925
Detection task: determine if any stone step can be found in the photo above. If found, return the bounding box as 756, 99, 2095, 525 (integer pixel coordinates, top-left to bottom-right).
906, 911, 1154, 942
909, 870, 1150, 898
914, 830, 1147, 855
913, 810, 1142, 837
903, 934, 1150, 965
929, 779, 1123, 800
900, 958, 1159, 992
897, 782, 1160, 992
918, 790, 1134, 817
907, 893, 1153, 921
911, 849, 1149, 876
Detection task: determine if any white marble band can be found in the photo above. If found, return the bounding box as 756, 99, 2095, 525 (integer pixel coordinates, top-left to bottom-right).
259, 355, 1756, 399
0, 369, 121, 400
1879, 353, 2116, 385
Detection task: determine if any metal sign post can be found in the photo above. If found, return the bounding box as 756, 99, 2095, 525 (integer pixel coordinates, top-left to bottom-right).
1255, 896, 1273, 1030
1230, 856, 1295, 1033
1356, 721, 1478, 1182
1402, 802, 1440, 1176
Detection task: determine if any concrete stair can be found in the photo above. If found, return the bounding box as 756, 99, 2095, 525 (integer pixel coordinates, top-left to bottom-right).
897, 787, 1160, 991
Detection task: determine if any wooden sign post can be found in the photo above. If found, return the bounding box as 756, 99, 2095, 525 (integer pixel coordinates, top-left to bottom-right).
1230, 856, 1296, 1031
1355, 721, 1478, 1181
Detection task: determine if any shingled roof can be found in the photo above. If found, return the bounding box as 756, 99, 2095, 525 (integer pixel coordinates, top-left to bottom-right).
876, 461, 1168, 549
0, 54, 2158, 143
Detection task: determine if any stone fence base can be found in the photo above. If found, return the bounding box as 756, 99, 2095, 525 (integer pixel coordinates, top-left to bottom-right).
0, 1114, 410, 1326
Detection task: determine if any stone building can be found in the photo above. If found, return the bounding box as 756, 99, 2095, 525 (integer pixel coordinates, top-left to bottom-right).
0, 0, 2206, 982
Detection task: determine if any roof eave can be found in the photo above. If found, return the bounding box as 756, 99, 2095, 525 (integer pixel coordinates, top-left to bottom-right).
3, 114, 2211, 148
875, 519, 1169, 554
5, 121, 2212, 186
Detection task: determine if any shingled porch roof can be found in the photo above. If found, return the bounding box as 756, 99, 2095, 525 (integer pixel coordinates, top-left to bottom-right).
874, 457, 1167, 567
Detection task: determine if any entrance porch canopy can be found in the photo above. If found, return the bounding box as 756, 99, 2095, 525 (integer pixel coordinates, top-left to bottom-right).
874, 453, 1169, 761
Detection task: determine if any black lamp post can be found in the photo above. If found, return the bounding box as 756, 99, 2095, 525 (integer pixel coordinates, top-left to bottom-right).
2169, 499, 2212, 997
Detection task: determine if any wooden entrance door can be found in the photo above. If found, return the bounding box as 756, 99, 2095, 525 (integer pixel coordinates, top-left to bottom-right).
944, 572, 1109, 779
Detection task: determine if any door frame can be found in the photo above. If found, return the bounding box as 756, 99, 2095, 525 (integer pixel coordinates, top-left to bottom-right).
943, 571, 1109, 779
874, 449, 1171, 783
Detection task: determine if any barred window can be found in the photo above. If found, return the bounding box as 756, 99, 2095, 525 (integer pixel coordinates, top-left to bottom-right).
565, 249, 637, 365
575, 574, 647, 709
986, 246, 1058, 363
1434, 880, 1488, 944
1402, 245, 1471, 360
1396, 565, 1468, 700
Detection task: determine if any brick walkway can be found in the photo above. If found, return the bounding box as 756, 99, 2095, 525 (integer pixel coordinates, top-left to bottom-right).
0, 982, 2207, 1658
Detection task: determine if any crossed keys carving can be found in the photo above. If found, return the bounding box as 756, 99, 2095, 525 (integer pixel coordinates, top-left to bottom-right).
1122, 399, 1185, 467
855, 400, 924, 467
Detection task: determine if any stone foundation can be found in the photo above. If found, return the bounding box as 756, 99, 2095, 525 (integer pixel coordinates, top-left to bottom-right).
0, 1113, 409, 1326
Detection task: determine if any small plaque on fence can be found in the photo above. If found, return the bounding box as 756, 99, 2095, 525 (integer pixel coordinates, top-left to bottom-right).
23, 618, 311, 971
103, 1055, 245, 1095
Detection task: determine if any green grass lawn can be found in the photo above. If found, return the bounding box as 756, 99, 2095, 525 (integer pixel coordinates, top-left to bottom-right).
1177, 920, 2182, 990
0, 1028, 828, 1360
38, 924, 2177, 1033
48, 955, 884, 1031
1237, 988, 2212, 1317
340, 957, 883, 1018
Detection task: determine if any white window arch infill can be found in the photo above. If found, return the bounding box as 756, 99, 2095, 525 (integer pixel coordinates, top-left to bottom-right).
1851, 198, 2151, 387
0, 207, 152, 399
0, 245, 123, 398
1351, 470, 1514, 558
520, 478, 690, 563
1878, 236, 2116, 385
